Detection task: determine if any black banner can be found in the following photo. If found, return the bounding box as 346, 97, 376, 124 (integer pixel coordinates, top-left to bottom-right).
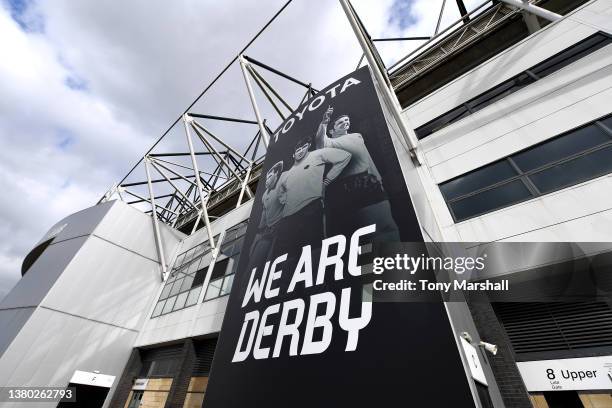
204, 67, 476, 407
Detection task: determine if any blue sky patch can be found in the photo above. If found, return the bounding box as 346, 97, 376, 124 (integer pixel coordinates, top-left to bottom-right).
388, 0, 419, 30
65, 75, 89, 91
3, 0, 44, 32
56, 129, 75, 150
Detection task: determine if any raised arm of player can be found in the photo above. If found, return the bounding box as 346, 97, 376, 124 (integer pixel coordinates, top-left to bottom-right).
321, 148, 351, 185
315, 106, 333, 150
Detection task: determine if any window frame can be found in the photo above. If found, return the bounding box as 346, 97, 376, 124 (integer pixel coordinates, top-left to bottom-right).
441, 115, 612, 222
414, 32, 612, 139
151, 221, 248, 318
203, 260, 236, 302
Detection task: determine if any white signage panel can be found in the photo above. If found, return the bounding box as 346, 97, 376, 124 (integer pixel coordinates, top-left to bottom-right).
70, 370, 115, 388
460, 337, 488, 386
132, 378, 149, 391
517, 356, 612, 391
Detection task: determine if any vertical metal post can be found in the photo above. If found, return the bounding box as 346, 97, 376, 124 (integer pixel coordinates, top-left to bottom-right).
191, 212, 203, 235
196, 229, 227, 305
456, 0, 470, 23
435, 0, 447, 35
144, 157, 168, 280
338, 0, 422, 164
236, 164, 253, 208
183, 114, 216, 248
239, 55, 270, 148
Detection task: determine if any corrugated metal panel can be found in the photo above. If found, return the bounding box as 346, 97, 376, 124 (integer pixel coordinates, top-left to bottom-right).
494, 302, 612, 354
193, 338, 217, 376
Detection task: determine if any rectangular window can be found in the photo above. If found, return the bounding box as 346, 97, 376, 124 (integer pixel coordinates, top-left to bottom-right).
162, 296, 177, 314
204, 279, 223, 301
150, 238, 215, 318
192, 266, 208, 288
180, 275, 194, 292
186, 259, 200, 274
220, 274, 234, 296
173, 291, 189, 311
529, 145, 612, 194
512, 124, 609, 172
440, 114, 612, 222
203, 258, 236, 302
151, 224, 248, 318
151, 300, 165, 318
440, 160, 517, 201
185, 287, 200, 307
415, 33, 611, 139
449, 180, 532, 221
159, 284, 172, 300
169, 278, 183, 297
210, 258, 230, 281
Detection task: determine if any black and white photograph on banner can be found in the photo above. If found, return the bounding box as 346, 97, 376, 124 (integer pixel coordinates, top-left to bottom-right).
248, 101, 403, 270
203, 66, 476, 408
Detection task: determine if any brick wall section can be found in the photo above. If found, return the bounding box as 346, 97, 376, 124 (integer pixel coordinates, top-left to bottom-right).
108, 348, 143, 408
468, 300, 532, 408
164, 339, 197, 408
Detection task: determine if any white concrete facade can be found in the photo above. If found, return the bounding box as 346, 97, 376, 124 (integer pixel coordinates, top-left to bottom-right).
0, 201, 184, 408
403, 0, 612, 244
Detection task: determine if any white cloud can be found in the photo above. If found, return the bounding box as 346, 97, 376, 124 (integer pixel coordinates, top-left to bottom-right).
0, 0, 478, 300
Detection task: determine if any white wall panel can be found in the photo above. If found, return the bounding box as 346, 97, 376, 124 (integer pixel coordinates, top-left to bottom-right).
426, 54, 612, 181
405, 20, 596, 126
448, 174, 612, 242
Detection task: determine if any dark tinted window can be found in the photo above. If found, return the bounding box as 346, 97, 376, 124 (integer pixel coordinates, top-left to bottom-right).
440, 160, 517, 200
441, 114, 612, 222
513, 125, 609, 171
531, 34, 610, 78
601, 116, 612, 132
415, 105, 469, 138
529, 145, 612, 193
450, 180, 531, 220
210, 258, 230, 281
467, 73, 534, 114
193, 266, 208, 288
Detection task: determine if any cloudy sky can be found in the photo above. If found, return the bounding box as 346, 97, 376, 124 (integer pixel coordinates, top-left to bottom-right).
0, 0, 479, 300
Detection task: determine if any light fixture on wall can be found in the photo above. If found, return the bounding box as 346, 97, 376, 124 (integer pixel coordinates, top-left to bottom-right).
461, 331, 498, 355
478, 341, 498, 356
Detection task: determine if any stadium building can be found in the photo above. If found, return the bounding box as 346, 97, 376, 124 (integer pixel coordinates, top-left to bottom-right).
1, 0, 611, 407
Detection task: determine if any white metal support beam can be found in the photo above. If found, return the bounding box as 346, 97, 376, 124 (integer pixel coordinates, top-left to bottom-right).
239, 55, 270, 148
149, 160, 199, 211
144, 157, 168, 280
183, 114, 216, 248
196, 229, 228, 305
338, 0, 422, 164
190, 122, 254, 199
236, 163, 253, 208
499, 0, 561, 22
191, 120, 253, 166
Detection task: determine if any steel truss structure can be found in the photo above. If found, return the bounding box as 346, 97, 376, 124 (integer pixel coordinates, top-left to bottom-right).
100, 54, 318, 269
388, 0, 560, 89
98, 0, 562, 278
